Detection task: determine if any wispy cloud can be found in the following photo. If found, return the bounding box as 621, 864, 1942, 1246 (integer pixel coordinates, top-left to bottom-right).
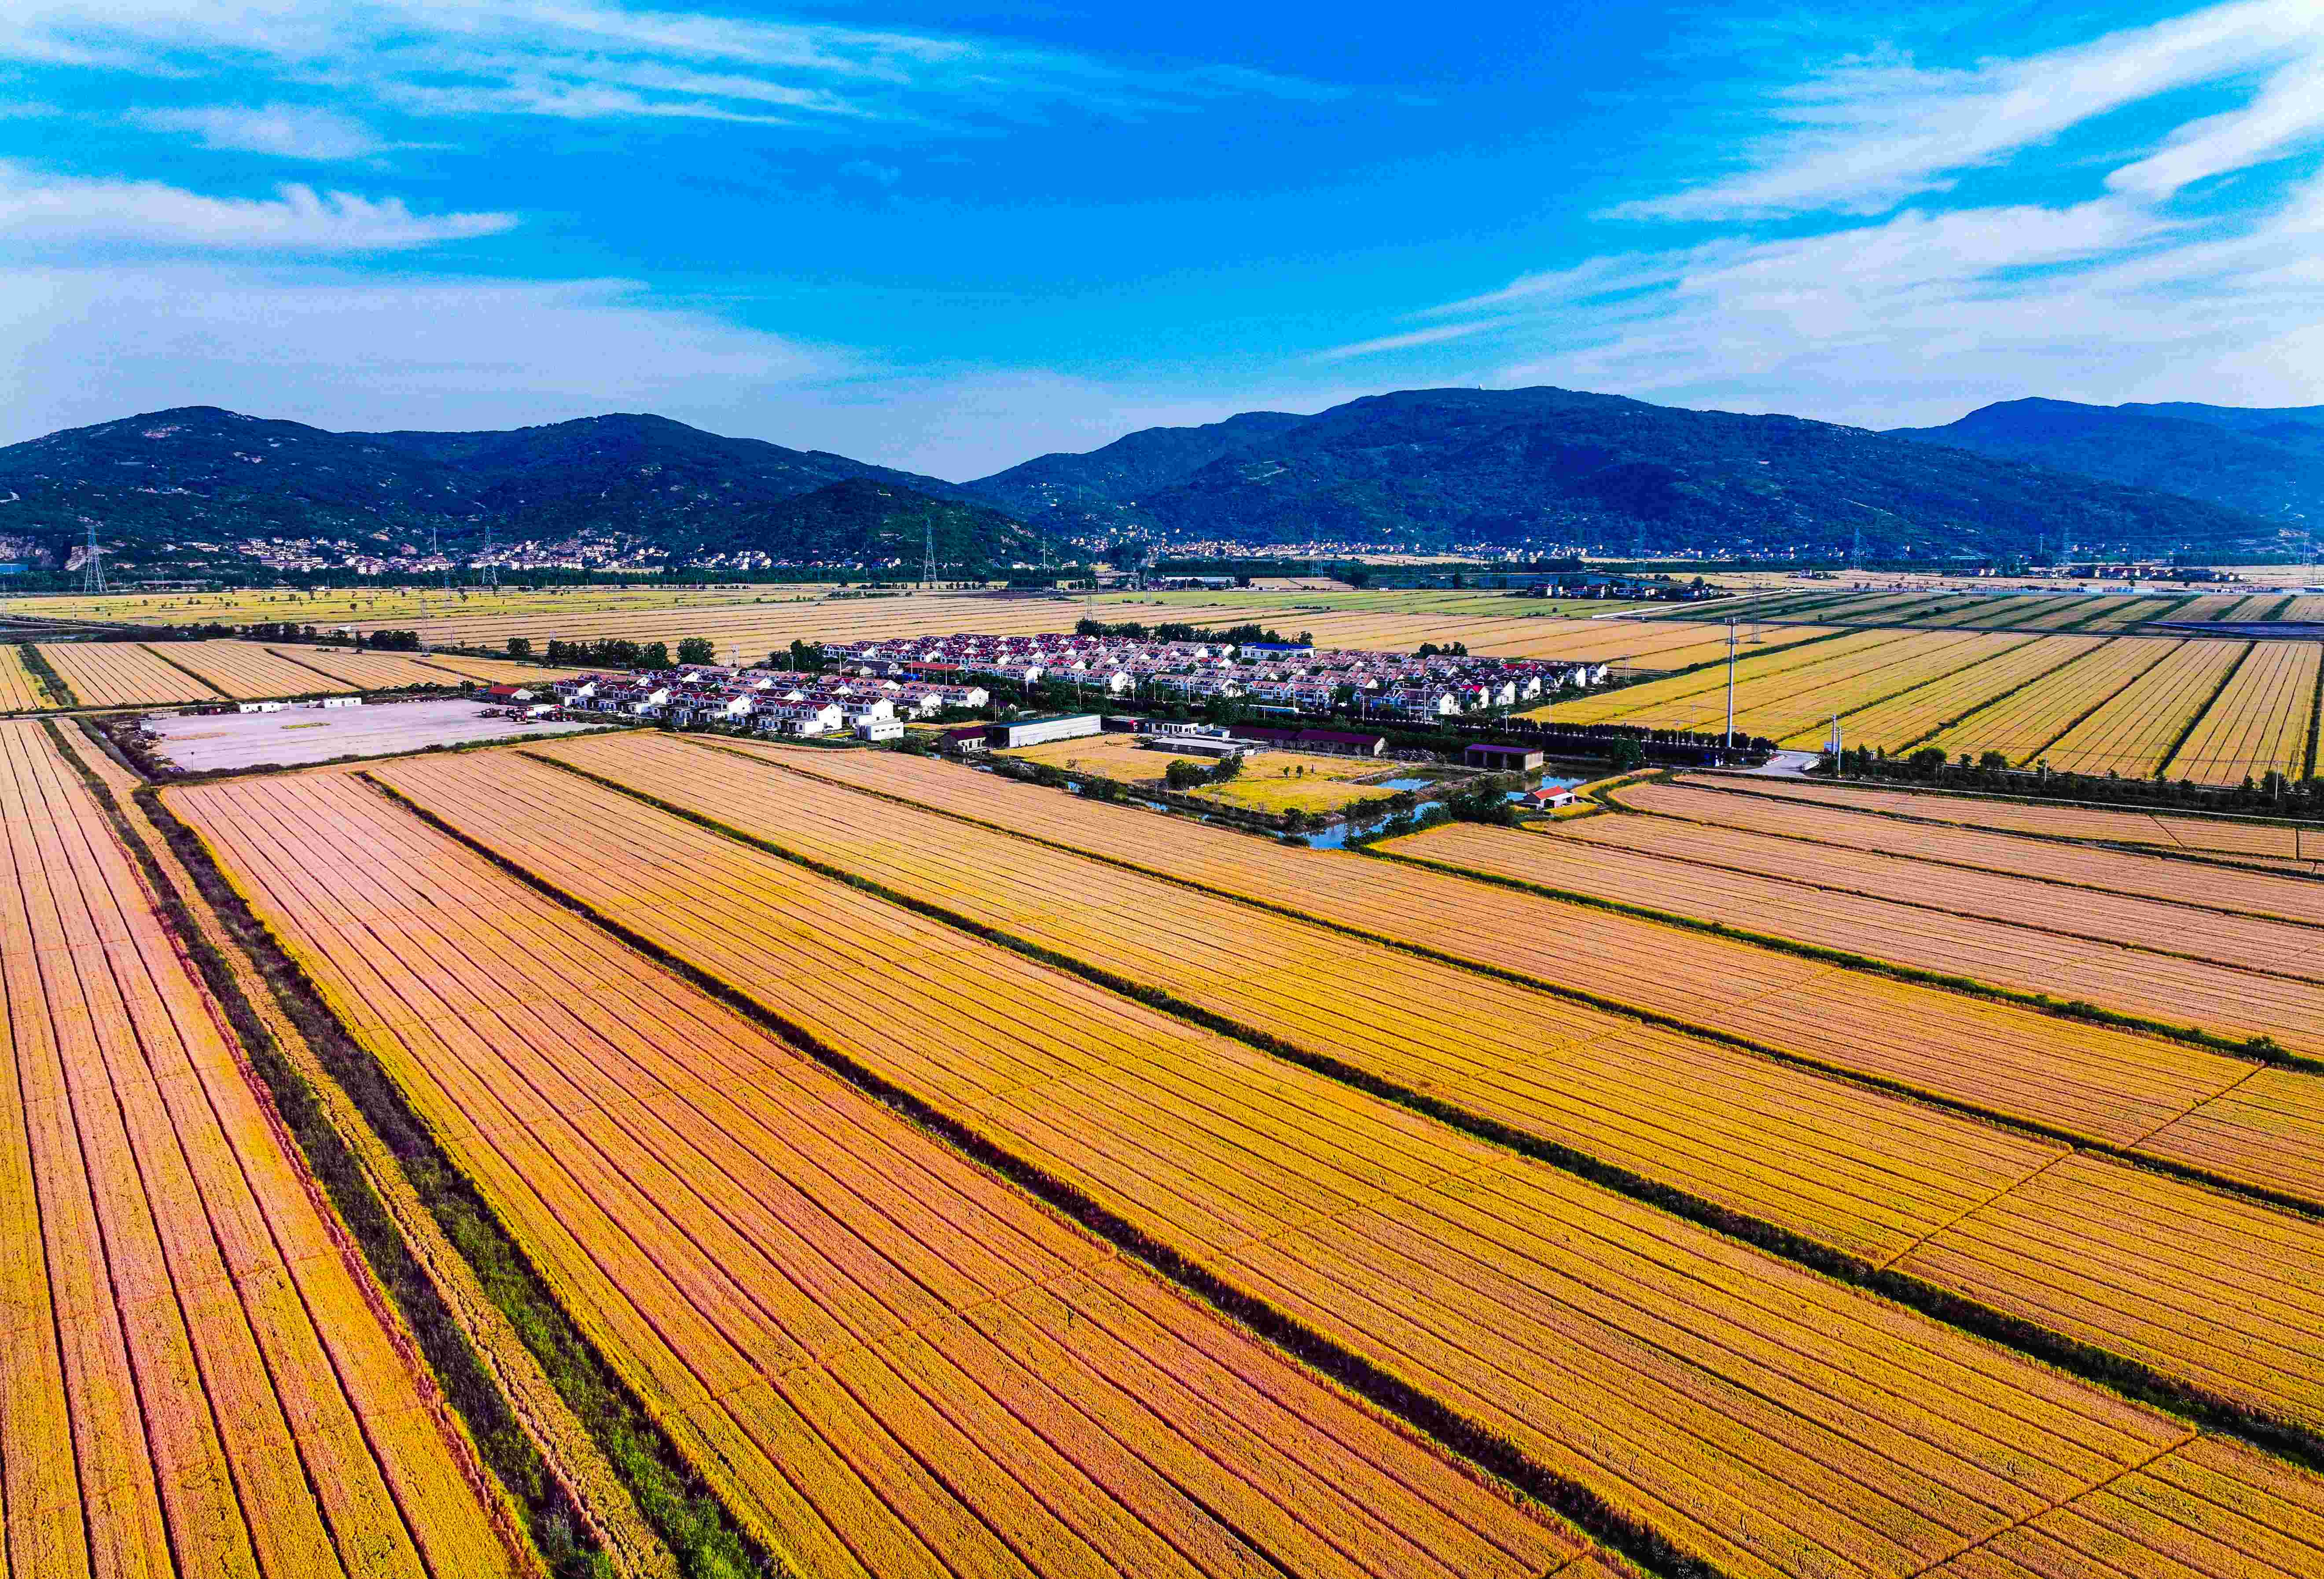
0, 0, 1342, 136
1608, 0, 2324, 221
1322, 0, 2324, 425
0, 161, 512, 250
131, 103, 394, 160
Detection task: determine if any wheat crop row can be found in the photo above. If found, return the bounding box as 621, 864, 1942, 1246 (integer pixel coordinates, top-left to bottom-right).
171, 768, 1583, 1579
372, 745, 2313, 1579
0, 720, 518, 1578
2162, 640, 2320, 786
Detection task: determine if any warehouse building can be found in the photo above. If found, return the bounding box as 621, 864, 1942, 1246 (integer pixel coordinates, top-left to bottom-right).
987, 713, 1103, 749
1464, 742, 1545, 772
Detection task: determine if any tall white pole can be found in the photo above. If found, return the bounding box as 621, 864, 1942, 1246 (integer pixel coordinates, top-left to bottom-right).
1725, 616, 1738, 750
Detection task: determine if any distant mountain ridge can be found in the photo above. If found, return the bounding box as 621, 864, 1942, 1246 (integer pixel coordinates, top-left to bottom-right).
0, 407, 1022, 577
965, 386, 2277, 558
2, 389, 2293, 579
1889, 398, 2324, 525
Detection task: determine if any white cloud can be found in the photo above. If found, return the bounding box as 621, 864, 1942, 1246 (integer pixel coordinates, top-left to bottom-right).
0, 0, 1339, 134
1611, 0, 2324, 221
0, 261, 1335, 477
0, 160, 511, 249
131, 103, 391, 160
1322, 1, 2324, 427
0, 264, 834, 443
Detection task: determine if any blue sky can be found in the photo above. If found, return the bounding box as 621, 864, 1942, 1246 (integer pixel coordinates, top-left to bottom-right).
3, 0, 2321, 477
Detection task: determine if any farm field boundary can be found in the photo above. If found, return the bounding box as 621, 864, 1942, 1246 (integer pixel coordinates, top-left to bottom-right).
528, 739, 2324, 1462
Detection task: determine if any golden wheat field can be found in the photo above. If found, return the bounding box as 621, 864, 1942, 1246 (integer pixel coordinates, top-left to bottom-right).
36, 642, 223, 705
1397, 816, 2324, 1057
1640, 779, 2324, 923
173, 770, 1585, 1579
2164, 640, 2322, 784
0, 645, 55, 710
1773, 635, 2103, 750
1913, 637, 2184, 763
1680, 774, 2324, 870
0, 720, 522, 1579
734, 742, 2324, 1193
2034, 639, 2252, 776
527, 733, 2324, 1433
146, 641, 362, 699
349, 745, 2317, 1579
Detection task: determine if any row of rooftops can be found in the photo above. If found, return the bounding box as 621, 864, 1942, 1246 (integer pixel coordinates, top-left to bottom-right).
820, 633, 1607, 717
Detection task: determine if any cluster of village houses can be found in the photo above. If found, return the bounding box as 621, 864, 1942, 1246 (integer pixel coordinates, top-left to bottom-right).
537, 632, 1609, 739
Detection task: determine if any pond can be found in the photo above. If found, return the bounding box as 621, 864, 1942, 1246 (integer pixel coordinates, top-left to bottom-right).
1376, 776, 1434, 791
1305, 801, 1445, 850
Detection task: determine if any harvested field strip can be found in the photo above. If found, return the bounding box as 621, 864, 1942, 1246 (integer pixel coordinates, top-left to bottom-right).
2036, 641, 2252, 777
1918, 639, 2184, 764
0, 644, 53, 710
37, 641, 223, 705
2164, 641, 2322, 786
1393, 819, 2324, 1060
1674, 775, 2323, 868
1544, 630, 1920, 725
721, 742, 2324, 1208
532, 734, 2068, 1265
0, 719, 521, 1578
1630, 781, 2324, 927
171, 771, 1587, 1579
1568, 794, 2324, 982
2081, 596, 2192, 631
535, 736, 2324, 1443
1773, 637, 2104, 751
373, 749, 2231, 1579
261, 646, 475, 690
156, 642, 362, 700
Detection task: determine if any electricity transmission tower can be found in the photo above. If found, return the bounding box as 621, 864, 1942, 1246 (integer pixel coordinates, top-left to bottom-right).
80, 524, 106, 595
923, 516, 938, 589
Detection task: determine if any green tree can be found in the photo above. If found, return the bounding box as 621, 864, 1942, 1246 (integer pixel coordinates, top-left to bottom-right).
677, 637, 714, 666
505, 636, 532, 659
640, 641, 671, 669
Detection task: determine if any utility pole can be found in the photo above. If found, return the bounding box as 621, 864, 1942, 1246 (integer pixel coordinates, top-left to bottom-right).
1724, 615, 1738, 752
81, 524, 105, 595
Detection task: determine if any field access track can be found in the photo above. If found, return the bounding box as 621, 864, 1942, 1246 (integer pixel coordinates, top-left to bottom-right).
171, 771, 1592, 1579
369, 746, 2324, 1579
531, 734, 2324, 1442
0, 720, 518, 1579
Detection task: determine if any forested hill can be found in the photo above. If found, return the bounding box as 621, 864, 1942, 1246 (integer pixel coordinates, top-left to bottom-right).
1889, 397, 2324, 526
966, 386, 2280, 558
0, 407, 1027, 577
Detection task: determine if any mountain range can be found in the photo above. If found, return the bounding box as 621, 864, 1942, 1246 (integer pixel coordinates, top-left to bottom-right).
0, 408, 1030, 578
1887, 397, 2324, 528
963, 387, 2278, 558
0, 388, 2298, 580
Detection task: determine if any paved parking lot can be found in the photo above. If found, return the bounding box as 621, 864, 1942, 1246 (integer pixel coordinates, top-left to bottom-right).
147, 698, 609, 772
